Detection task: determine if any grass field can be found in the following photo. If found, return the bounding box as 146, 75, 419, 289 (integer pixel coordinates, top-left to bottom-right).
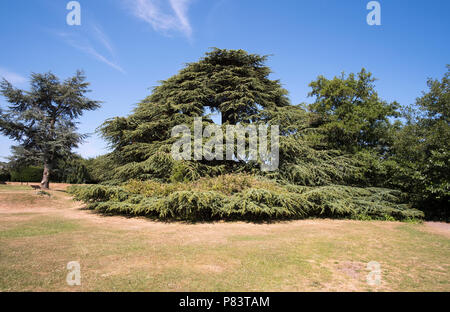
0, 182, 448, 292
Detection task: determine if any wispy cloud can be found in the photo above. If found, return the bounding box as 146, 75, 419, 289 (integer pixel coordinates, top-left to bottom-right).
68, 38, 125, 74
0, 68, 26, 85
55, 25, 125, 74
92, 25, 115, 57
126, 0, 193, 38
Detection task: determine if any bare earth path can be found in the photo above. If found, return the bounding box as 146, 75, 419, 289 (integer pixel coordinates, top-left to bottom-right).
0, 183, 449, 292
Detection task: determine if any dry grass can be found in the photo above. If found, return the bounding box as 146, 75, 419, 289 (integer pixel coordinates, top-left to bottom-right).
0, 183, 448, 292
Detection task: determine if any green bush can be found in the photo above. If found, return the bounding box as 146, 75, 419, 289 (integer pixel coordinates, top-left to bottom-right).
0, 168, 10, 182
10, 166, 43, 182
68, 174, 424, 222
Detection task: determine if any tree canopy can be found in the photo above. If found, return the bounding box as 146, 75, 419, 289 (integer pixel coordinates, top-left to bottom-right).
100, 48, 291, 182
308, 69, 400, 153
389, 66, 449, 219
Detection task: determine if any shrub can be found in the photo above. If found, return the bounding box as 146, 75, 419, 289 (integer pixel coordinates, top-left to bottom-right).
0, 168, 10, 182
10, 166, 43, 182
68, 174, 424, 222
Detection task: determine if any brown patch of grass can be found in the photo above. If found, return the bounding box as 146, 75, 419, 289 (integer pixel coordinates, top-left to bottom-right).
0, 184, 448, 292
422, 222, 450, 238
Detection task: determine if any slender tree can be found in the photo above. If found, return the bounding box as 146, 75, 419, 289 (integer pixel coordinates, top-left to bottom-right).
0, 71, 100, 189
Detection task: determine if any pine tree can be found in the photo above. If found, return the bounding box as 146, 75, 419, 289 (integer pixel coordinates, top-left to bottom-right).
101, 48, 291, 182
0, 71, 100, 189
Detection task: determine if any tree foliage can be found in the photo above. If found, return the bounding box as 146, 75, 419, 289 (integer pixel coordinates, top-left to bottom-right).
0, 162, 11, 182
52, 155, 93, 184
10, 166, 43, 183
389, 66, 449, 219
100, 49, 291, 181
69, 174, 422, 222
308, 69, 400, 153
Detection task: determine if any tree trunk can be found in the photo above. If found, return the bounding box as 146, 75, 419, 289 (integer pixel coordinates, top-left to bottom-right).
41, 163, 51, 189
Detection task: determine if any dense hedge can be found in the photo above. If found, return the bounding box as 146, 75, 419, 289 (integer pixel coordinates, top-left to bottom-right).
10, 166, 43, 182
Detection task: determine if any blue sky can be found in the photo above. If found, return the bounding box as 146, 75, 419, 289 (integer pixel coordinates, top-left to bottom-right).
0, 0, 449, 160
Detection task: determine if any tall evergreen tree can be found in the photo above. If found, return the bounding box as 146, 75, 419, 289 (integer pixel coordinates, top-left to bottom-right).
101, 48, 291, 181
0, 71, 100, 189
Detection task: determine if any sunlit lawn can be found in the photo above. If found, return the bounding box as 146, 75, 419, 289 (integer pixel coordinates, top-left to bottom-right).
0, 183, 448, 292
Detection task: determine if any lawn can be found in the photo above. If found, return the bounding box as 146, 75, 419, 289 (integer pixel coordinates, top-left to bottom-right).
0, 183, 448, 292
